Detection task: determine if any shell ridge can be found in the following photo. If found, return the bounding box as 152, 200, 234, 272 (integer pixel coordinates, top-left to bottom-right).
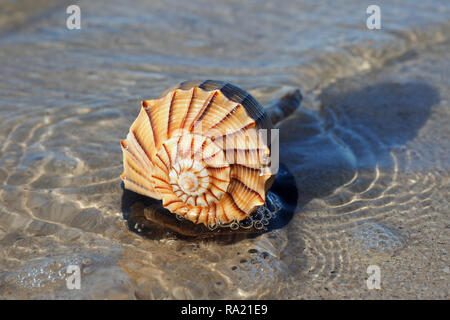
121, 156, 157, 196
151, 174, 169, 185
204, 205, 209, 226
174, 135, 183, 164
210, 181, 226, 193
141, 101, 157, 143
167, 90, 177, 138
124, 157, 151, 184
230, 177, 264, 203
208, 103, 241, 131
225, 193, 248, 219
219, 202, 229, 223
189, 90, 219, 132
189, 135, 195, 159
125, 134, 153, 171
122, 176, 156, 198
164, 198, 183, 208
131, 129, 154, 167
121, 140, 149, 175
208, 191, 219, 201
180, 87, 196, 131
218, 122, 256, 141
154, 153, 170, 174
162, 143, 172, 168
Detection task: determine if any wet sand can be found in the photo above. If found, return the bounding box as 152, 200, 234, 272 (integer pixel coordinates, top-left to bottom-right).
0, 0, 448, 299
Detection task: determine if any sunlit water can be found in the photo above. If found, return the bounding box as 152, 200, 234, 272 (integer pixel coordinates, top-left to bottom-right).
0, 0, 449, 299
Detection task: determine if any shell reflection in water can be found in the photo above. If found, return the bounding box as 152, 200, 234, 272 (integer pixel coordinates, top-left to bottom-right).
120, 80, 277, 230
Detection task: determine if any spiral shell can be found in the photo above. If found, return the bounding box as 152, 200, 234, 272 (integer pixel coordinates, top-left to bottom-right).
120, 80, 275, 228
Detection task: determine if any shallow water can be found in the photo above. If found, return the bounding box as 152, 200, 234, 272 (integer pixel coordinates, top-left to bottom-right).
0, 0, 449, 299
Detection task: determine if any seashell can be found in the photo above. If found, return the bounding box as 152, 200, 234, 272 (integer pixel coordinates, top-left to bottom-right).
120, 80, 276, 228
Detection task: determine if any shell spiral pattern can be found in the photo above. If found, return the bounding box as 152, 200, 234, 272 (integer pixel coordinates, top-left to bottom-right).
121, 80, 275, 228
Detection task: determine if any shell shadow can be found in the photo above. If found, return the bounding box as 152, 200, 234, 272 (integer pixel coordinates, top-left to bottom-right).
280, 80, 440, 212
319, 81, 440, 147
120, 162, 298, 243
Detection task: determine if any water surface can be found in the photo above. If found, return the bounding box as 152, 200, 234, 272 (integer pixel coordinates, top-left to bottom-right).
0, 0, 449, 299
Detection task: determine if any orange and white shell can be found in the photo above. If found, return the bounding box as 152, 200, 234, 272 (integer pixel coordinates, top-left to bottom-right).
120, 80, 275, 228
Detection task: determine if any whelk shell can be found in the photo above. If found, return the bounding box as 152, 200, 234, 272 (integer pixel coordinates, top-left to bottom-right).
121, 80, 275, 228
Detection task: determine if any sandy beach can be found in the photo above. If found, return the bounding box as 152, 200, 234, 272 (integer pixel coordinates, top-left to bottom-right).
0, 0, 448, 299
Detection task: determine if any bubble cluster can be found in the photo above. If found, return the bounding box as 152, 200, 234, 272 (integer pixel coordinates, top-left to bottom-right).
349, 222, 405, 253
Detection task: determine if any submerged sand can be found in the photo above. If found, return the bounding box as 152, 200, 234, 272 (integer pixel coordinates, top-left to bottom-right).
0, 0, 448, 299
